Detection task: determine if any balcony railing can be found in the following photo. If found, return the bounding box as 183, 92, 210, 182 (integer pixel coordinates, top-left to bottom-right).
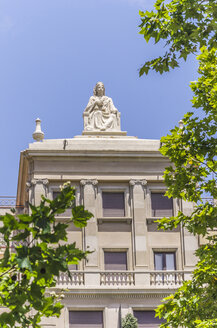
150, 271, 185, 286
0, 197, 16, 208
58, 271, 84, 285
56, 270, 191, 289
100, 271, 135, 286
202, 197, 215, 205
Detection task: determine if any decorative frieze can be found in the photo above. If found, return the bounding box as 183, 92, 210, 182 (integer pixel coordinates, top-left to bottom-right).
60, 291, 171, 299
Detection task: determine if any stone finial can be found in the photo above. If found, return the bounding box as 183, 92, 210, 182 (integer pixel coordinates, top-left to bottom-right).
179, 120, 184, 130
33, 118, 44, 141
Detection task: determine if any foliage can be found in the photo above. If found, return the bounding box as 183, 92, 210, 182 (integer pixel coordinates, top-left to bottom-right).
0, 183, 92, 328
139, 1, 217, 327
159, 46, 217, 236
139, 0, 217, 75
122, 313, 138, 328
156, 235, 217, 328
156, 48, 217, 327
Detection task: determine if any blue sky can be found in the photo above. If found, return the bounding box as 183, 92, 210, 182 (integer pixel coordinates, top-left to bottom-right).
0, 0, 198, 196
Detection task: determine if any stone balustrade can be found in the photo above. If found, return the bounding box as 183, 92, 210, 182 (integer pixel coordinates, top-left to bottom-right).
150, 271, 185, 286
58, 271, 84, 286
55, 270, 191, 289
0, 196, 16, 208
100, 271, 135, 286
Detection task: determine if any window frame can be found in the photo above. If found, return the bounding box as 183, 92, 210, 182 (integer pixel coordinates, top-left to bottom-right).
151, 192, 174, 218
102, 191, 125, 217
68, 309, 104, 328
48, 183, 79, 218
154, 251, 176, 271
133, 309, 164, 327
49, 183, 79, 205
102, 248, 129, 271
147, 185, 179, 218
97, 185, 130, 218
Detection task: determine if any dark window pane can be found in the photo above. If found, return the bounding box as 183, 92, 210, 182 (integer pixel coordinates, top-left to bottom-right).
104, 252, 127, 270
102, 192, 125, 217
69, 264, 78, 270
134, 311, 163, 327
53, 191, 61, 199
69, 311, 103, 327
151, 193, 173, 217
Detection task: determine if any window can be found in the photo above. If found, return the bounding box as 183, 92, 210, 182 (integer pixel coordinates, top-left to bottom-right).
69, 311, 103, 328
151, 193, 173, 217
102, 192, 125, 217
154, 252, 176, 270
69, 264, 78, 270
53, 191, 61, 199
134, 310, 163, 327
104, 251, 127, 270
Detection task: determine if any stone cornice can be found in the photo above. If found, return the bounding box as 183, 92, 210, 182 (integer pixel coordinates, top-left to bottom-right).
48, 288, 174, 299
25, 150, 165, 159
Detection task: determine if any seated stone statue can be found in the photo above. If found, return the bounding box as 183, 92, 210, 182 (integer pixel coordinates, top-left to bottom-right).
83, 82, 121, 132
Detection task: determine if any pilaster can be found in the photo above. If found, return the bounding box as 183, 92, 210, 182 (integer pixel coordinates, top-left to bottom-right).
80, 179, 99, 268
182, 200, 198, 268
26, 178, 49, 206
130, 179, 148, 268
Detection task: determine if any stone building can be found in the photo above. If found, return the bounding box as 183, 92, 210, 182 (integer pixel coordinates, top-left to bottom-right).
5, 82, 198, 327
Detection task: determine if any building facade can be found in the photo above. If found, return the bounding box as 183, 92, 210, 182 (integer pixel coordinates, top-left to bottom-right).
5, 82, 199, 327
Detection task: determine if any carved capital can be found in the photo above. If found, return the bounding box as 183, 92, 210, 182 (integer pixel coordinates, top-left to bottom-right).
0, 236, 6, 247
80, 179, 98, 186
26, 179, 49, 189
42, 179, 49, 185
26, 181, 32, 189
129, 179, 147, 186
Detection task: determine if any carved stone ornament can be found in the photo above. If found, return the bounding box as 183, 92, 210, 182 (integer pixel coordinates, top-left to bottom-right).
26, 179, 49, 188
0, 236, 6, 247
83, 82, 121, 132
80, 179, 98, 186
32, 118, 44, 142
129, 179, 147, 186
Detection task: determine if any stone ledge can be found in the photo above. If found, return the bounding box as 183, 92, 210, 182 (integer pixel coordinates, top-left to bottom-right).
82, 131, 127, 136
97, 217, 132, 224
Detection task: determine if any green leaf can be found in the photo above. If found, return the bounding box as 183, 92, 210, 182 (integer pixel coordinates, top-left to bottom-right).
17, 257, 32, 271
71, 205, 93, 228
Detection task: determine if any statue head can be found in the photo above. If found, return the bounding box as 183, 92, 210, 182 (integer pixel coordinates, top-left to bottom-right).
93, 82, 105, 97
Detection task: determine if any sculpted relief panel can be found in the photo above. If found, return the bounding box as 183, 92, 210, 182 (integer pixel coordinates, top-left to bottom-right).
83, 82, 121, 132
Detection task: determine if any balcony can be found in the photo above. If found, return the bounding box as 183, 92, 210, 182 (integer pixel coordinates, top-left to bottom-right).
56, 270, 191, 289
0, 196, 16, 208
0, 197, 24, 215
202, 197, 216, 206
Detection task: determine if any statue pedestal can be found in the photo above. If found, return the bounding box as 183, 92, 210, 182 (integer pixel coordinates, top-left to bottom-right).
82, 131, 127, 136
